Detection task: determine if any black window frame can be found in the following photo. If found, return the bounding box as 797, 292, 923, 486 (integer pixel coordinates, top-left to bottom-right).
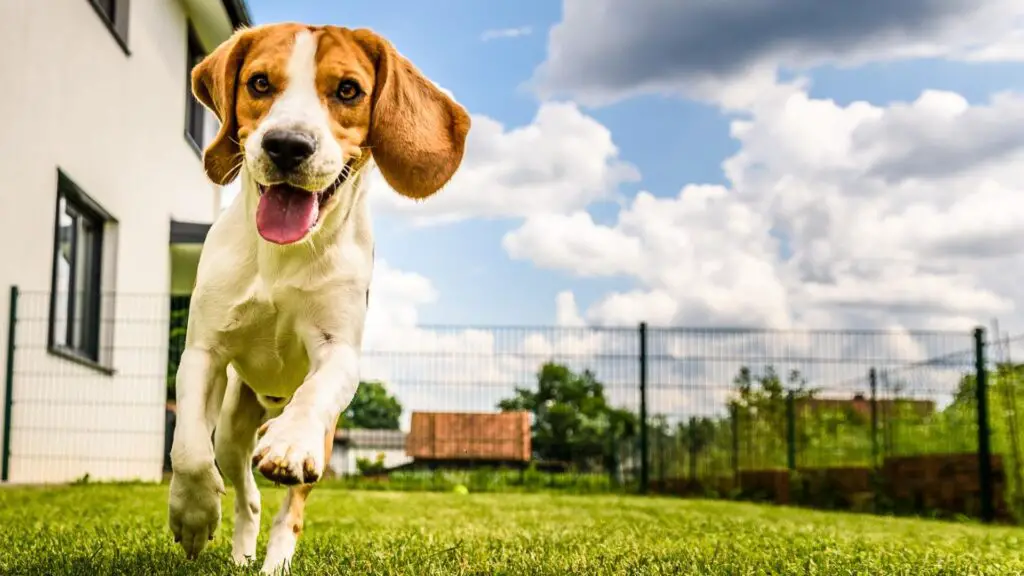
47, 170, 116, 374
87, 0, 131, 56
185, 24, 208, 155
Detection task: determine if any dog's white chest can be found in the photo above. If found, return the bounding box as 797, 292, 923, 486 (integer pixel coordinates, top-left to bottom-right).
219, 288, 311, 398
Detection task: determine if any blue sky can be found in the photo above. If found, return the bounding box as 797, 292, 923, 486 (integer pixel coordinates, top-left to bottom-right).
244, 0, 1024, 334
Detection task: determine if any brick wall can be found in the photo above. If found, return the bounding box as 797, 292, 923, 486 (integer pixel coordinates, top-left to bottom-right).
881, 453, 1009, 520
722, 454, 1008, 521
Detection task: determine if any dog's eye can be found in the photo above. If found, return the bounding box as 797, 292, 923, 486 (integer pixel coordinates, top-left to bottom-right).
247, 73, 272, 96
335, 80, 363, 103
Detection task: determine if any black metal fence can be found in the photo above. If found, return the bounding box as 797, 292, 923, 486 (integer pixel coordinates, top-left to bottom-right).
3, 286, 1024, 524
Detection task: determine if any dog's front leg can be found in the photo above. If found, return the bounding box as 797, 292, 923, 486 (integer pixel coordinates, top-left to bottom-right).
168, 347, 229, 559
253, 336, 359, 575
252, 339, 359, 486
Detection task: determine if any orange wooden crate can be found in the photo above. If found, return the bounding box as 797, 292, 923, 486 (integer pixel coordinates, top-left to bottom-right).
406, 411, 532, 462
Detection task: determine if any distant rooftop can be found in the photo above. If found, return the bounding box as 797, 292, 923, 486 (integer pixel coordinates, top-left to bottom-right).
334, 428, 407, 450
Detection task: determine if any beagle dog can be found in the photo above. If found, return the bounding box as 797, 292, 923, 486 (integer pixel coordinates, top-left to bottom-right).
169, 22, 469, 574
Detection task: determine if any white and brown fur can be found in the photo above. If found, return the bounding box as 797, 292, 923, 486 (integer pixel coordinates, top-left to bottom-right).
168, 22, 469, 574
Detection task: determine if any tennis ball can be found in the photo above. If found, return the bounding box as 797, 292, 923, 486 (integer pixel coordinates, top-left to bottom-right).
452, 484, 469, 495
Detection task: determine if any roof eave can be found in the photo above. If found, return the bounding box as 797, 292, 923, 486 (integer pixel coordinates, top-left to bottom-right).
170, 220, 212, 245
221, 0, 252, 28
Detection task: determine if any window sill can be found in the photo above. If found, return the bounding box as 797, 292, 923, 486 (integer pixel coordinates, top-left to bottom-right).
87, 0, 130, 57
47, 345, 116, 376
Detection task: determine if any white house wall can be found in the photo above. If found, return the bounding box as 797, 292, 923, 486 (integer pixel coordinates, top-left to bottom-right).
0, 0, 225, 483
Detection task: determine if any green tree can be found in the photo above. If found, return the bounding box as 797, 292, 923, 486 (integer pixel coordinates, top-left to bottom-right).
672, 416, 719, 480
338, 381, 403, 430
946, 362, 1024, 513
729, 365, 816, 470
497, 361, 637, 472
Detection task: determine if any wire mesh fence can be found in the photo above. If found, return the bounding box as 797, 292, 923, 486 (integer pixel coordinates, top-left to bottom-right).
642, 329, 988, 515
2, 289, 169, 484
983, 332, 1024, 519
2, 287, 1022, 523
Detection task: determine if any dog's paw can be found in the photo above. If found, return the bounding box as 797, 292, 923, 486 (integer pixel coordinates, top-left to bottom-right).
168, 464, 226, 559
252, 415, 325, 485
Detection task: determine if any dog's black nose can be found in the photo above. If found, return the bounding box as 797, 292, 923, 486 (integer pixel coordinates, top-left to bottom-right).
262, 129, 317, 172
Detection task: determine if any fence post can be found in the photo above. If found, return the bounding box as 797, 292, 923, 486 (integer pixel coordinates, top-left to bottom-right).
2, 286, 18, 482
658, 429, 666, 484
786, 390, 796, 471
638, 322, 649, 494
974, 326, 994, 523
869, 367, 879, 468
688, 415, 698, 483
730, 402, 739, 485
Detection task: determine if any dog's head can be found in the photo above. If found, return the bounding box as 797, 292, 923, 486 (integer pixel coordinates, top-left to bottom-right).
190, 23, 471, 245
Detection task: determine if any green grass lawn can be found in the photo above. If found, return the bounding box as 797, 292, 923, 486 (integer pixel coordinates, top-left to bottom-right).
0, 483, 1022, 575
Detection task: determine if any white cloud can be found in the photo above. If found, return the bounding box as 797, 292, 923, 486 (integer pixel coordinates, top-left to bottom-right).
362, 260, 437, 342
503, 211, 643, 277
481, 26, 532, 42
504, 185, 792, 329
554, 290, 585, 327
850, 90, 1024, 183
368, 101, 640, 225
503, 86, 1024, 343
729, 86, 1024, 331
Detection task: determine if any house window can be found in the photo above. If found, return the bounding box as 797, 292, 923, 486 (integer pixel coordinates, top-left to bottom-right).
49, 172, 114, 365
87, 0, 131, 55
185, 26, 209, 153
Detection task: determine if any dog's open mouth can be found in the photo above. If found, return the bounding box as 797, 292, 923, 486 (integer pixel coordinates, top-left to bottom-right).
254, 164, 352, 245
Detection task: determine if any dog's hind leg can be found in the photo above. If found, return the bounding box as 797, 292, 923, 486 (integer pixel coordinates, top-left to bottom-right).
214, 368, 266, 566
260, 429, 335, 575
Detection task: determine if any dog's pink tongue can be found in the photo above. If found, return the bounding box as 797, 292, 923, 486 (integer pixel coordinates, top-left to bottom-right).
256, 185, 319, 244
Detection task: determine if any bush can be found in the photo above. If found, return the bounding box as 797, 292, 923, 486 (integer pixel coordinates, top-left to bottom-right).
356, 453, 387, 476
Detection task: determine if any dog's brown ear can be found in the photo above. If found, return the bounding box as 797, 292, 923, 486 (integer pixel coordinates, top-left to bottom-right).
191, 29, 254, 185
353, 29, 471, 200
